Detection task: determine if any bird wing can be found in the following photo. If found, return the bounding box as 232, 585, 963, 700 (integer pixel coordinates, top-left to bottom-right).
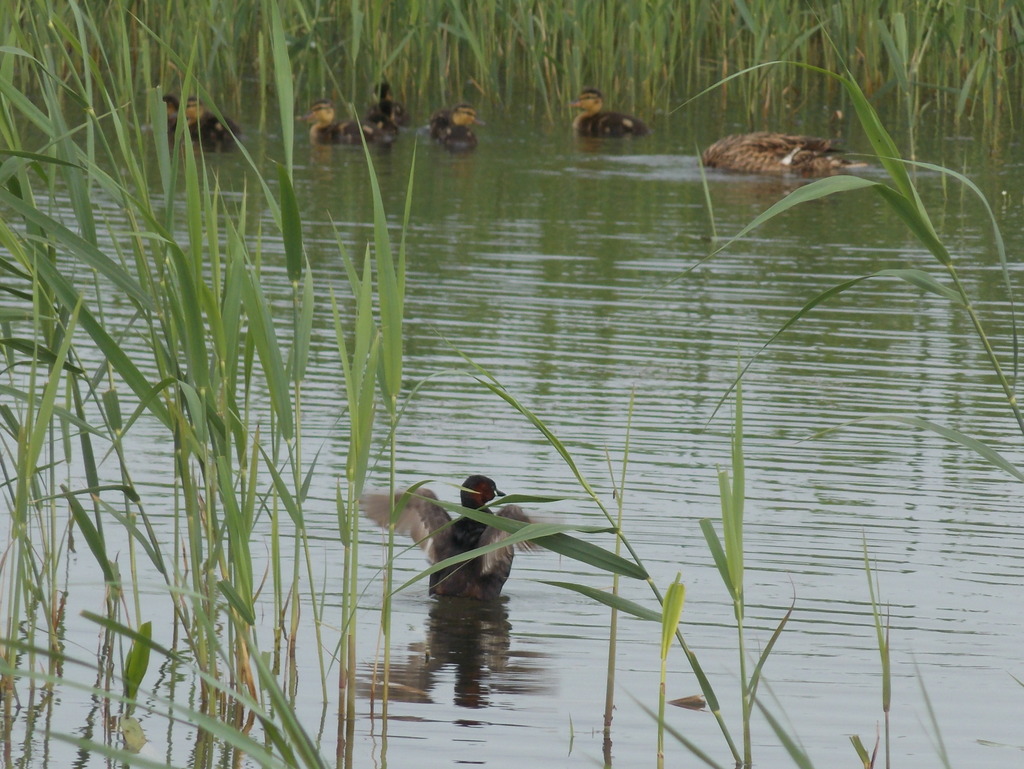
362, 487, 453, 563
477, 504, 539, 575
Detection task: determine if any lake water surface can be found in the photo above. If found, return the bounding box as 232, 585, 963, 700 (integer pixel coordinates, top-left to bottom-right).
6, 97, 1024, 768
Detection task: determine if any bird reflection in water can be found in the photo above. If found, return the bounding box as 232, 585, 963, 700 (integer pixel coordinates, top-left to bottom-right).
370, 597, 551, 713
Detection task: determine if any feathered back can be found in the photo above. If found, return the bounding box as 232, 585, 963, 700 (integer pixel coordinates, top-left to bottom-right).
702, 132, 866, 176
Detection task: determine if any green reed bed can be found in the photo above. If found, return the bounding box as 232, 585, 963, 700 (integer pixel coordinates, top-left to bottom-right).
5, 0, 1023, 129
1, 8, 332, 760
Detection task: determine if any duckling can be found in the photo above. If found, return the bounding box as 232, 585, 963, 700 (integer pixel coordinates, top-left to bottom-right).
162, 94, 181, 135
429, 103, 485, 151
360, 87, 399, 147
571, 88, 649, 137
363, 474, 538, 600
701, 132, 867, 176
184, 96, 240, 151
299, 99, 380, 145
366, 81, 410, 127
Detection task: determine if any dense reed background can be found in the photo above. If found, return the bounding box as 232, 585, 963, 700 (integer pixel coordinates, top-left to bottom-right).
5, 0, 1022, 125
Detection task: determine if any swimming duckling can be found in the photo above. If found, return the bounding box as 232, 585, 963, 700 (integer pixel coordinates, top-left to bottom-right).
364, 88, 403, 146
571, 88, 649, 137
184, 96, 240, 151
429, 103, 485, 151
363, 474, 537, 600
300, 99, 380, 145
366, 81, 410, 127
162, 94, 181, 135
701, 132, 867, 176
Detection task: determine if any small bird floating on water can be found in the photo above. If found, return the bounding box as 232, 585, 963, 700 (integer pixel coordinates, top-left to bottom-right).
366, 81, 410, 127
428, 103, 485, 151
701, 132, 866, 176
363, 474, 537, 600
299, 99, 389, 145
163, 95, 240, 151
571, 88, 649, 138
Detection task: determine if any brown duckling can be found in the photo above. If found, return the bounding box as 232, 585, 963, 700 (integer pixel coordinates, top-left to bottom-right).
701, 132, 867, 176
428, 103, 485, 151
362, 89, 401, 146
162, 94, 181, 135
300, 99, 381, 145
363, 474, 537, 600
571, 88, 649, 137
366, 81, 410, 127
184, 96, 240, 150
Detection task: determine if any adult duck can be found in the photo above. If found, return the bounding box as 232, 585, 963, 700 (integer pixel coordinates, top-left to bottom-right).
429, 103, 485, 151
363, 474, 537, 600
701, 132, 866, 176
571, 88, 649, 137
299, 99, 381, 145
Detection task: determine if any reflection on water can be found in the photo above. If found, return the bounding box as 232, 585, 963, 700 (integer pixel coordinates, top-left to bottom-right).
371, 598, 551, 713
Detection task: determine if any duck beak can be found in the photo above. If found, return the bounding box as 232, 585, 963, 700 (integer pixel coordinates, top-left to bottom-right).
570, 99, 582, 108
474, 116, 486, 126
494, 487, 505, 497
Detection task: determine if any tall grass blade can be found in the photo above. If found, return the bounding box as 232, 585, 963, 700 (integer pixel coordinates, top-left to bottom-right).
66, 490, 116, 584
123, 621, 152, 700
240, 261, 294, 440
542, 581, 663, 623
817, 415, 1024, 483
699, 518, 735, 600
747, 601, 794, 704
393, 521, 648, 595
267, 0, 294, 173
277, 163, 304, 284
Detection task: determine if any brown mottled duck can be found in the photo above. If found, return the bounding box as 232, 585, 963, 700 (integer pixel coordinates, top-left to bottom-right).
701, 132, 866, 176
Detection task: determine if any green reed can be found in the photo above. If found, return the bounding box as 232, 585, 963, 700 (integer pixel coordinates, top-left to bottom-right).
853, 539, 889, 769
1, 1, 338, 756
5, 0, 1023, 129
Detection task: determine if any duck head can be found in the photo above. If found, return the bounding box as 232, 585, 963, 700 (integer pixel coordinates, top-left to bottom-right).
162, 94, 180, 120
184, 96, 202, 128
571, 88, 604, 116
450, 104, 485, 127
460, 475, 504, 510
300, 99, 337, 127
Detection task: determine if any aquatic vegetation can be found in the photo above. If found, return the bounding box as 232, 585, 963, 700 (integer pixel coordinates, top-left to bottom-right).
1, 2, 1022, 769
4, 0, 1023, 128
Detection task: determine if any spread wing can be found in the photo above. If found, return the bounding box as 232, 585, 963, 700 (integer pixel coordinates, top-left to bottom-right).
478, 504, 540, 575
362, 488, 453, 564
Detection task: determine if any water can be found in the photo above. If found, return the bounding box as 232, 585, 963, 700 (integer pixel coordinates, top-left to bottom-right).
6, 99, 1024, 768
